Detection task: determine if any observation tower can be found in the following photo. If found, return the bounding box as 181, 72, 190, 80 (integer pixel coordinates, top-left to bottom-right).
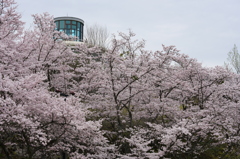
54, 16, 84, 42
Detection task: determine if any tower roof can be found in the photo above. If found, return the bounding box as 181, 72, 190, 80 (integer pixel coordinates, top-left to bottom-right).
54, 16, 84, 24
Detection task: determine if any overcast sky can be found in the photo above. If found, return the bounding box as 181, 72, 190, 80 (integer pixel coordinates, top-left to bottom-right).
17, 0, 240, 67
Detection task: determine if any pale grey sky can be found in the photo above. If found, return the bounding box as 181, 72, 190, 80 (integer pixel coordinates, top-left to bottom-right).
17, 0, 240, 67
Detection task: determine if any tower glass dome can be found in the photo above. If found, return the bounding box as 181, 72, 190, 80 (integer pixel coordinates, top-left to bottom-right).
54, 16, 84, 41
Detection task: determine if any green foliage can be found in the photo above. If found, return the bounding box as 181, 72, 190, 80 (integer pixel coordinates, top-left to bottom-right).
131, 75, 139, 80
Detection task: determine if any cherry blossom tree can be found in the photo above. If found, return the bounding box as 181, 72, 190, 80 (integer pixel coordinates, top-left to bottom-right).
0, 1, 111, 158
118, 50, 240, 158
1, 0, 240, 158
71, 30, 240, 158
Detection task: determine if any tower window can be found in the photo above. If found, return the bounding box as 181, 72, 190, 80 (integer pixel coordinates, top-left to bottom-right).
54, 17, 84, 41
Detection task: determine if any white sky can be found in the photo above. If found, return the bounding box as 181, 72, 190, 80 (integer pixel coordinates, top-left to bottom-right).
17, 0, 240, 67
